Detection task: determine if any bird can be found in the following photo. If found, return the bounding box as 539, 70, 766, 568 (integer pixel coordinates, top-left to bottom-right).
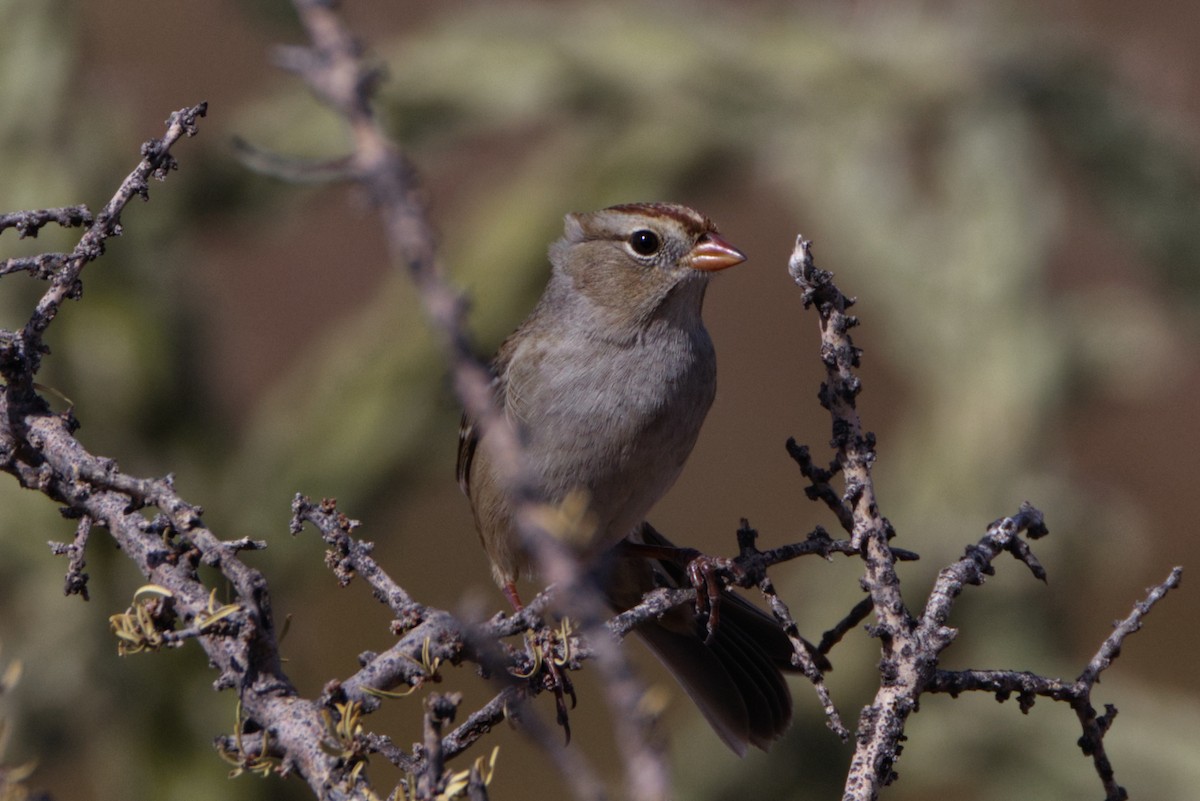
457, 202, 820, 754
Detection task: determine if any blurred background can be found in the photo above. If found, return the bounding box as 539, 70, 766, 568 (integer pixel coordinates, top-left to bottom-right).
0, 1, 1197, 799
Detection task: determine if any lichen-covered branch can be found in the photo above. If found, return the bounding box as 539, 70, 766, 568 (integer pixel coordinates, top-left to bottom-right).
788, 236, 1181, 801
0, 205, 94, 278
0, 205, 92, 239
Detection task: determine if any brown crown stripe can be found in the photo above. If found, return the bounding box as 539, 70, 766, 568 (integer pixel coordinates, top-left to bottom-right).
603, 202, 716, 235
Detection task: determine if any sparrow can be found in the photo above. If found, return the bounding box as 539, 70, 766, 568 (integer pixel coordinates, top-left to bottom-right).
458, 202, 816, 754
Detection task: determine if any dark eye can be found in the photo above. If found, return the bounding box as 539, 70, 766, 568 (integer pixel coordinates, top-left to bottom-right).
629, 229, 661, 256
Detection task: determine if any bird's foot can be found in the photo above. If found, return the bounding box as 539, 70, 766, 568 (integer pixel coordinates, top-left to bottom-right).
683, 550, 748, 645
514, 618, 577, 744
615, 537, 748, 644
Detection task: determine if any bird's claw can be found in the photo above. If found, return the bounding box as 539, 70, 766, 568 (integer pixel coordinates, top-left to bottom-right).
515, 621, 577, 744
684, 551, 746, 645
544, 652, 577, 743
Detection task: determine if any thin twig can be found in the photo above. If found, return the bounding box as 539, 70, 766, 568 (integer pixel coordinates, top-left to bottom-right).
0, 205, 92, 239
48, 514, 92, 599
817, 596, 875, 657
5, 105, 207, 395
290, 495, 422, 624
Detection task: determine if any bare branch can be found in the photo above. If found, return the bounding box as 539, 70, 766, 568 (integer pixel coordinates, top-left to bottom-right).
789, 237, 915, 798
0, 253, 70, 279
815, 597, 877, 699
291, 495, 422, 623
1, 105, 207, 398
786, 438, 854, 534
47, 514, 92, 599
788, 234, 1179, 801
1072, 566, 1182, 801
0, 106, 383, 801
1079, 565, 1180, 687
917, 501, 1050, 637
753, 560, 847, 738
0, 205, 92, 240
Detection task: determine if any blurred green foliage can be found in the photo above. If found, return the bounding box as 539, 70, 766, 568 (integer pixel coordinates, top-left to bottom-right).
0, 2, 1197, 800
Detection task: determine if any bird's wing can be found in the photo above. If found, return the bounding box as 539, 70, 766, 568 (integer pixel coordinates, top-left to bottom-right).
455, 331, 523, 497
455, 412, 478, 497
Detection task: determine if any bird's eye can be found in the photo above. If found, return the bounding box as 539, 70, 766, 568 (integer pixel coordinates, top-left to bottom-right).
628, 229, 661, 256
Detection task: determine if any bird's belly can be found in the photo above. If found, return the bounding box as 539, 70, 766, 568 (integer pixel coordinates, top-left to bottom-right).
517, 339, 715, 552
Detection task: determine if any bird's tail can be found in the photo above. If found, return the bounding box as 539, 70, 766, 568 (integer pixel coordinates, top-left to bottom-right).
604, 523, 829, 756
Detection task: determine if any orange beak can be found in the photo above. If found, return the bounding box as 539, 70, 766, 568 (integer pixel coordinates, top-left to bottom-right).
688, 232, 747, 272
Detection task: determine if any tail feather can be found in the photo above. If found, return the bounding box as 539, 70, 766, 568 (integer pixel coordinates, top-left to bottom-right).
604, 523, 829, 755
633, 610, 771, 755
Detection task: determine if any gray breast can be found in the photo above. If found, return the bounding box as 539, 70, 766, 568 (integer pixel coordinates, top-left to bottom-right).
511, 319, 716, 551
